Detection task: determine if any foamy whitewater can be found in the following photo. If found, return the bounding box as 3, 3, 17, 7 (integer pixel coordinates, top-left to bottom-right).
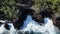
20, 15, 60, 34
0, 15, 60, 34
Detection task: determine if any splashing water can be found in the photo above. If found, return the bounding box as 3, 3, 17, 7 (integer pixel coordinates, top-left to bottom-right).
20, 15, 60, 34
0, 22, 17, 34
0, 24, 6, 34
43, 18, 56, 34
7, 23, 16, 34
0, 15, 60, 34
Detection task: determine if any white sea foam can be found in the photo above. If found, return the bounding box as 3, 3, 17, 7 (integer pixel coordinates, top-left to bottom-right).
20, 15, 59, 34
0, 15, 60, 34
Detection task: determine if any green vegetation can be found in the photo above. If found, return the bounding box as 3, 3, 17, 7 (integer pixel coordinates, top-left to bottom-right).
34, 0, 60, 16
0, 0, 18, 19
0, 0, 60, 19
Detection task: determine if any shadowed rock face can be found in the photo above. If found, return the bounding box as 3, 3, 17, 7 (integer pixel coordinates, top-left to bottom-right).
0, 22, 4, 27
0, 11, 6, 20
14, 6, 55, 30
39, 7, 54, 19
40, 6, 60, 31
0, 11, 6, 26
13, 7, 43, 30
40, 6, 56, 25
0, 20, 12, 30
32, 13, 43, 25
54, 17, 60, 30
13, 8, 35, 30
4, 23, 11, 30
